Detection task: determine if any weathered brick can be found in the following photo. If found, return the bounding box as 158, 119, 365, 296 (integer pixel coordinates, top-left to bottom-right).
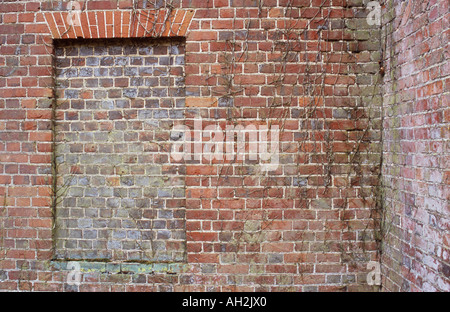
380, 0, 449, 292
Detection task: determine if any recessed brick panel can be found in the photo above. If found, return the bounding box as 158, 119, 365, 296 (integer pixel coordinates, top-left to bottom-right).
53, 39, 186, 262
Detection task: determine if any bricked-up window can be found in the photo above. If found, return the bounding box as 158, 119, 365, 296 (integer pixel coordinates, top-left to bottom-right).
53, 39, 186, 262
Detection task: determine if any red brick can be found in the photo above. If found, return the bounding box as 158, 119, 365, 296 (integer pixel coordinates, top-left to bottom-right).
29, 132, 52, 142
0, 110, 26, 119
187, 253, 219, 263
187, 232, 217, 241
87, 1, 117, 10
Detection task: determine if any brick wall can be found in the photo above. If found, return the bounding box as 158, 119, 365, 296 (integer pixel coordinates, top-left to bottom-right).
0, 0, 444, 292
381, 0, 449, 291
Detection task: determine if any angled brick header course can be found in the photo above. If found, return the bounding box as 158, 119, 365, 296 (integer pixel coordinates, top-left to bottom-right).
44, 9, 194, 39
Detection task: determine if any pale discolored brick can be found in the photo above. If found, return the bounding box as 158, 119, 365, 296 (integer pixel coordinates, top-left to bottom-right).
54, 39, 186, 262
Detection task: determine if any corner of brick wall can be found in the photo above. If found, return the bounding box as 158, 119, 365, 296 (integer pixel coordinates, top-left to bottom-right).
381, 0, 449, 292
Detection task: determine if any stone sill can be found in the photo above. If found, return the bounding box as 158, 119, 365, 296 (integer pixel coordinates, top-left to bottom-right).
51, 260, 190, 274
